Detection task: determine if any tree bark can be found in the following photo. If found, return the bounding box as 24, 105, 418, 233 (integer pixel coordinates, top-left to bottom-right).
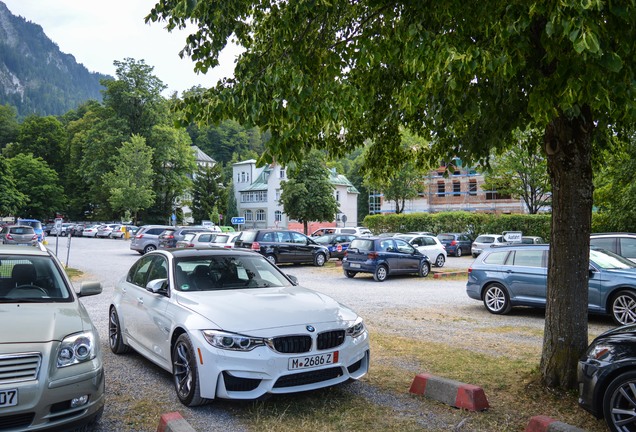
540, 106, 593, 388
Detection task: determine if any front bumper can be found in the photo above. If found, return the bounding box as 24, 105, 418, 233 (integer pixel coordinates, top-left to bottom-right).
190, 328, 370, 400
577, 358, 604, 418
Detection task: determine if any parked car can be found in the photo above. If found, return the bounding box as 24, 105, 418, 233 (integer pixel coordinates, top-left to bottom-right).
312, 234, 357, 260
108, 248, 369, 405
71, 223, 86, 237
96, 224, 119, 238
176, 232, 240, 249
436, 233, 472, 257
50, 223, 75, 237
16, 218, 44, 242
466, 244, 636, 324
82, 225, 101, 238
0, 243, 104, 430
158, 226, 213, 249
342, 237, 431, 282
234, 229, 330, 266
578, 324, 636, 432
471, 234, 506, 257
111, 224, 138, 239
521, 236, 545, 244
395, 234, 447, 267
310, 226, 373, 237
591, 233, 636, 263
130, 225, 174, 254
0, 225, 38, 246
406, 231, 437, 236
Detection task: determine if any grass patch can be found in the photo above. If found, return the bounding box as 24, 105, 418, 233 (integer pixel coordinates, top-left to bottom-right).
237, 330, 607, 432
65, 267, 83, 279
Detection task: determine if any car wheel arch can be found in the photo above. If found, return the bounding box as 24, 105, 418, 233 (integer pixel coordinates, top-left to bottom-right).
594, 363, 636, 419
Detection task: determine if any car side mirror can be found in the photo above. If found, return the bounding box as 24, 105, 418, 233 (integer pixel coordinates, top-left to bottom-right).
76, 281, 103, 297
287, 274, 299, 285
146, 278, 168, 294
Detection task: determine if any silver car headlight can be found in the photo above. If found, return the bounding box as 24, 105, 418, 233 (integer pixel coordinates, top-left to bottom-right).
57, 331, 97, 368
202, 330, 265, 351
346, 317, 366, 339
586, 343, 612, 361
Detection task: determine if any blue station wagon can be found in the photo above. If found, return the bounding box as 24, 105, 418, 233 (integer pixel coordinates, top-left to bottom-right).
342, 237, 431, 282
466, 244, 636, 325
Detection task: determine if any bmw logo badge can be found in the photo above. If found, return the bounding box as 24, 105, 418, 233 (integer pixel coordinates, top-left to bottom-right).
306, 325, 315, 332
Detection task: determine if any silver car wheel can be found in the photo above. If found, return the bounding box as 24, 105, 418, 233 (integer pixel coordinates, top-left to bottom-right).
483, 283, 511, 314
435, 254, 445, 267
612, 291, 636, 325
314, 253, 326, 267
373, 265, 388, 282
603, 371, 636, 432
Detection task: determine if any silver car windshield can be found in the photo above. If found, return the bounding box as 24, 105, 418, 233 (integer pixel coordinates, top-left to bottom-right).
0, 255, 73, 302
590, 248, 636, 270
173, 255, 293, 291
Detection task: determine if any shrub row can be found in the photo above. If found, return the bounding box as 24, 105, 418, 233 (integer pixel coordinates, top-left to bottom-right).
362, 211, 621, 240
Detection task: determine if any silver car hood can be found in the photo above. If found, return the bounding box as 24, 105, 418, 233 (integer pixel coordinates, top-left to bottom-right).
0, 302, 91, 344
175, 286, 359, 333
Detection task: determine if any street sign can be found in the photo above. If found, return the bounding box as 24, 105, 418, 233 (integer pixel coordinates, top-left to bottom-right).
503, 231, 523, 242
231, 217, 245, 224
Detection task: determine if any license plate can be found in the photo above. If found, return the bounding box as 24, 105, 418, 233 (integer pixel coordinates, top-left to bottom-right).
349, 263, 360, 268
288, 351, 338, 370
0, 389, 18, 408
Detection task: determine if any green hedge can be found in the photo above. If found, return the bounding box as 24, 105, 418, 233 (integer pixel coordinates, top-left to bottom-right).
362, 211, 619, 240
362, 212, 552, 240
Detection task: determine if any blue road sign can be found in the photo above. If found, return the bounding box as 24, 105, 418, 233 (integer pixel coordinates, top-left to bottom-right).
231, 217, 245, 224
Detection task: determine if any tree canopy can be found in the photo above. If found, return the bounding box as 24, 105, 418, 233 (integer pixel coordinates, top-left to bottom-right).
148, 0, 636, 388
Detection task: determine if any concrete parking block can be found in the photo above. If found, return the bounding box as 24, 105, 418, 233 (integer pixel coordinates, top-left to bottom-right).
525, 415, 587, 432
409, 373, 490, 411
157, 412, 196, 432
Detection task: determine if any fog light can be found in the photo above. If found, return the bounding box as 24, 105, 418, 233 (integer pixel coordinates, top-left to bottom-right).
70, 395, 89, 408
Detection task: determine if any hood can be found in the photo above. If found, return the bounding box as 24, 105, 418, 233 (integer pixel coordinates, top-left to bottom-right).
601, 267, 636, 278
0, 303, 91, 344
175, 286, 359, 333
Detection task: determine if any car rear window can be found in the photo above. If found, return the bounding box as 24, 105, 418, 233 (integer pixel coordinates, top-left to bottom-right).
350, 239, 374, 251
475, 236, 495, 243
239, 231, 258, 242
9, 227, 34, 234
437, 234, 455, 241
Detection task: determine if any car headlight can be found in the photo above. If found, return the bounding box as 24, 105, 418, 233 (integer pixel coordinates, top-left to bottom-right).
57, 331, 97, 368
202, 330, 265, 351
346, 318, 366, 339
586, 343, 612, 361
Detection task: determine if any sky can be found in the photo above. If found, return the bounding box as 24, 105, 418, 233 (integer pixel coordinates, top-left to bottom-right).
2, 0, 240, 95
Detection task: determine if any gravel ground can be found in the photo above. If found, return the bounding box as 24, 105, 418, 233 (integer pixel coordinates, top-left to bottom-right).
57, 236, 614, 431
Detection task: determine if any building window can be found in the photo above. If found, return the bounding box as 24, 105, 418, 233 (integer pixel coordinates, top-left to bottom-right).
240, 191, 267, 203
275, 211, 283, 222
276, 189, 281, 201
469, 180, 477, 196
453, 181, 461, 196
244, 210, 253, 221
335, 191, 340, 202
256, 209, 266, 221
279, 168, 286, 179
437, 181, 445, 198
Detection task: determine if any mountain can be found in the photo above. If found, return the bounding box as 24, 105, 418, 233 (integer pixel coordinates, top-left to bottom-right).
0, 1, 111, 117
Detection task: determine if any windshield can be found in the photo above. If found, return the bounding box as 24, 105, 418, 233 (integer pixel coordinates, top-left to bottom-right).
590, 249, 636, 270
0, 255, 73, 302
173, 255, 293, 291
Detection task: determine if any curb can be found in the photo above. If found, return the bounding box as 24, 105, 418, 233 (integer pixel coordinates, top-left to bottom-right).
525, 415, 587, 432
157, 412, 196, 432
409, 373, 489, 411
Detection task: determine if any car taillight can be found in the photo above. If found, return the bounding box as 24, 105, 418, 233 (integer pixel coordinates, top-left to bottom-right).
187, 243, 194, 248
251, 242, 260, 251
6, 234, 13, 240
367, 251, 379, 259
468, 268, 472, 273
450, 240, 457, 246
166, 235, 174, 239
136, 234, 143, 238
32, 234, 38, 241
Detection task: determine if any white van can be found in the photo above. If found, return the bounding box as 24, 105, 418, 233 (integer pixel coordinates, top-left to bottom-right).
311, 226, 373, 237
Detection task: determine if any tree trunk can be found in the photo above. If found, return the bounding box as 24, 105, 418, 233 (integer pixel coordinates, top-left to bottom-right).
540, 107, 593, 389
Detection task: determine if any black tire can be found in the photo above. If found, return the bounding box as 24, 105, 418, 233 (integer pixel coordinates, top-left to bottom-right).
419, 261, 431, 278
603, 370, 636, 432
373, 265, 388, 282
172, 334, 209, 406
344, 270, 357, 278
611, 290, 636, 325
456, 247, 463, 257
109, 308, 131, 354
483, 283, 512, 314
143, 244, 156, 254
472, 253, 478, 258
314, 253, 326, 267
265, 254, 277, 265
434, 254, 445, 267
